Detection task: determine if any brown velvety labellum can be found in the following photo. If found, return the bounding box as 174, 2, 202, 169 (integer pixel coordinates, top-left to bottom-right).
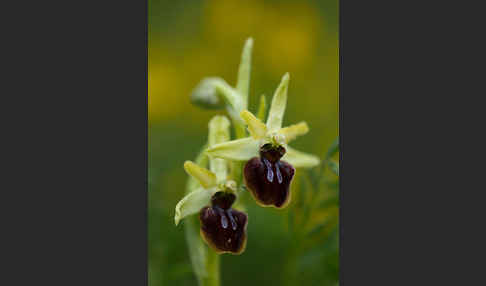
243, 144, 295, 208
199, 206, 248, 254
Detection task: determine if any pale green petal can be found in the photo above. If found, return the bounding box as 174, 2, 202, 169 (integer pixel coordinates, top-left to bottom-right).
266, 73, 289, 131
279, 121, 309, 143
256, 94, 267, 121
206, 137, 259, 161
208, 116, 230, 182
240, 110, 267, 139
236, 37, 253, 106
175, 187, 213, 225
282, 146, 320, 168
184, 161, 217, 189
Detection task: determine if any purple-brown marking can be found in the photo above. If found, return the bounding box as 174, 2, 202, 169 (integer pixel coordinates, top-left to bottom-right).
243, 144, 295, 208
199, 192, 248, 254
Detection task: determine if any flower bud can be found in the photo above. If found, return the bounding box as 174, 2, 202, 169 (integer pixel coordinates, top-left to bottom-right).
199, 192, 248, 254
243, 144, 295, 208
190, 77, 226, 109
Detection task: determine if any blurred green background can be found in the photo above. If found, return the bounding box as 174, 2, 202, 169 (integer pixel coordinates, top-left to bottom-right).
149, 0, 339, 285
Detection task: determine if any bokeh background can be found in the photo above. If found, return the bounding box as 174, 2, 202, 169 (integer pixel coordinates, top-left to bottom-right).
149, 0, 339, 285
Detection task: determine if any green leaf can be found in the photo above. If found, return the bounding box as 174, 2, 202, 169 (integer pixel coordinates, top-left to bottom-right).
326, 136, 339, 159
328, 160, 339, 176
307, 168, 322, 193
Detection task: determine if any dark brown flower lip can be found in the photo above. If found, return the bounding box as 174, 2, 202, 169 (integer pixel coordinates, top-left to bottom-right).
243, 155, 295, 209
199, 206, 248, 254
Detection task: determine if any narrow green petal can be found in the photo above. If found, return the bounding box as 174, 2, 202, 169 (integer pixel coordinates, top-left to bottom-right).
208, 115, 231, 182
240, 110, 267, 139
266, 73, 290, 131
236, 37, 253, 107
175, 187, 213, 225
206, 137, 259, 161
279, 121, 309, 143
184, 161, 217, 189
282, 146, 320, 168
256, 94, 267, 121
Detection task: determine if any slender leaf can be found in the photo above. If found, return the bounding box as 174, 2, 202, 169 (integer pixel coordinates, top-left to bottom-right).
326, 136, 339, 159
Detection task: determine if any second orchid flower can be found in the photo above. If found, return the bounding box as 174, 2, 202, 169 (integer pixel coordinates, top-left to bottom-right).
205, 73, 320, 208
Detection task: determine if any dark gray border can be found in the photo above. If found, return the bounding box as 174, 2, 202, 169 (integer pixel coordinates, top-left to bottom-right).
339, 0, 483, 284
1, 0, 148, 284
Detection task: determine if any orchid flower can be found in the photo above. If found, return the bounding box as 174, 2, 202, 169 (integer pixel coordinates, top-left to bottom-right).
175, 115, 248, 254
205, 73, 320, 208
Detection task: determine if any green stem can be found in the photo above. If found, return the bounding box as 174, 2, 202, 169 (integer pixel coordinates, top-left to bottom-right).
230, 118, 246, 184
232, 118, 246, 139
202, 249, 220, 286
